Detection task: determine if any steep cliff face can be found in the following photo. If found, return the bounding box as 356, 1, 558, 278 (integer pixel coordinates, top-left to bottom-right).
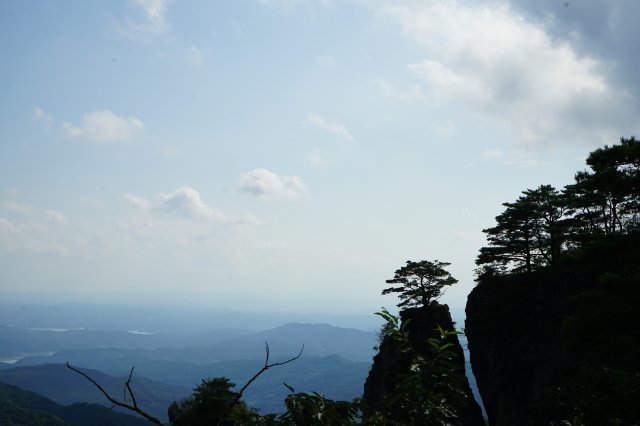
363, 302, 485, 426
465, 274, 570, 425
465, 233, 640, 425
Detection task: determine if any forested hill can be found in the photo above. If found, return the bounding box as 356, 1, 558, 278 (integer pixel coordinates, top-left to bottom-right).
466, 137, 640, 425
0, 379, 149, 426
0, 364, 188, 423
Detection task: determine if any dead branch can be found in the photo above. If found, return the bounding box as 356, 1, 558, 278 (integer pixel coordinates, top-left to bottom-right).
66, 362, 163, 425
217, 342, 304, 425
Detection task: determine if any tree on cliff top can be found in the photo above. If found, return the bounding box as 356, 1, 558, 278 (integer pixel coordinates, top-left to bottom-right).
382, 260, 458, 308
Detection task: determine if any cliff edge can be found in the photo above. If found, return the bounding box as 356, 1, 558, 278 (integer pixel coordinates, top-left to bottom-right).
465, 233, 640, 425
363, 301, 485, 426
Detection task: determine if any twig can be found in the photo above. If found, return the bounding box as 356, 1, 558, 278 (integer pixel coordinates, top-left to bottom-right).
66, 362, 163, 425
217, 342, 304, 425
125, 366, 138, 408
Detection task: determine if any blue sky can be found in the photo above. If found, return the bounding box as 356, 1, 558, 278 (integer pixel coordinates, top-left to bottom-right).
1, 0, 638, 314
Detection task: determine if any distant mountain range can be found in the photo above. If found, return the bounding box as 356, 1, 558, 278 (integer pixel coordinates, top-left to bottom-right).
12, 354, 370, 414
2, 322, 375, 415
0, 324, 252, 358
0, 302, 381, 333
1, 322, 376, 362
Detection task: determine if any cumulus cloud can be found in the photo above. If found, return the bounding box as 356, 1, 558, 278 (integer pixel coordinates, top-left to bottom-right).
63, 110, 144, 142
0, 217, 68, 256
116, 0, 170, 40
123, 187, 253, 225
259, 0, 335, 10
32, 106, 54, 126
305, 113, 354, 141
156, 187, 231, 222
510, 0, 640, 97
382, 0, 637, 146
123, 193, 152, 210
132, 0, 169, 34
238, 168, 305, 199
1, 201, 32, 215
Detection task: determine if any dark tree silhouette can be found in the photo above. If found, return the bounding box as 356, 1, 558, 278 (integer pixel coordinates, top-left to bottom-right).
566, 136, 640, 236
476, 197, 538, 274
382, 260, 458, 308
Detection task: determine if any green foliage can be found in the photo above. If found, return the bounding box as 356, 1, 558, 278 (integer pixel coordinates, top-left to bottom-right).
168, 375, 362, 425
369, 309, 467, 426
168, 378, 262, 426
382, 260, 458, 308
278, 390, 361, 425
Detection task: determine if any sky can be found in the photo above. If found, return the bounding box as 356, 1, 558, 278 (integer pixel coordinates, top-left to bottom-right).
1, 0, 638, 315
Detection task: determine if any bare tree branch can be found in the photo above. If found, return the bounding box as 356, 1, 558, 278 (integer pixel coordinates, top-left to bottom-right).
125, 366, 139, 408
217, 342, 304, 425
66, 362, 163, 425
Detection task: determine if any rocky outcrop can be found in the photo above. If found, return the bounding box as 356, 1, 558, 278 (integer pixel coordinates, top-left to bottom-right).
465, 233, 640, 425
465, 273, 571, 425
363, 302, 484, 426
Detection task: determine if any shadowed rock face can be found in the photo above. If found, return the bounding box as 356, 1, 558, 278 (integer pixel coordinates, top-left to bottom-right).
465, 233, 640, 425
363, 301, 485, 426
465, 274, 570, 425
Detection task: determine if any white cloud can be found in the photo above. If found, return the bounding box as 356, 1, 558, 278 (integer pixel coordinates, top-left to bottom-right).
156, 187, 231, 222
305, 113, 354, 141
123, 193, 152, 210
132, 0, 169, 34
45, 210, 67, 224
187, 46, 203, 66
1, 201, 31, 215
123, 187, 255, 225
32, 106, 54, 126
259, 0, 335, 10
238, 168, 305, 199
0, 217, 68, 256
116, 0, 170, 40
63, 110, 144, 142
382, 0, 636, 146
